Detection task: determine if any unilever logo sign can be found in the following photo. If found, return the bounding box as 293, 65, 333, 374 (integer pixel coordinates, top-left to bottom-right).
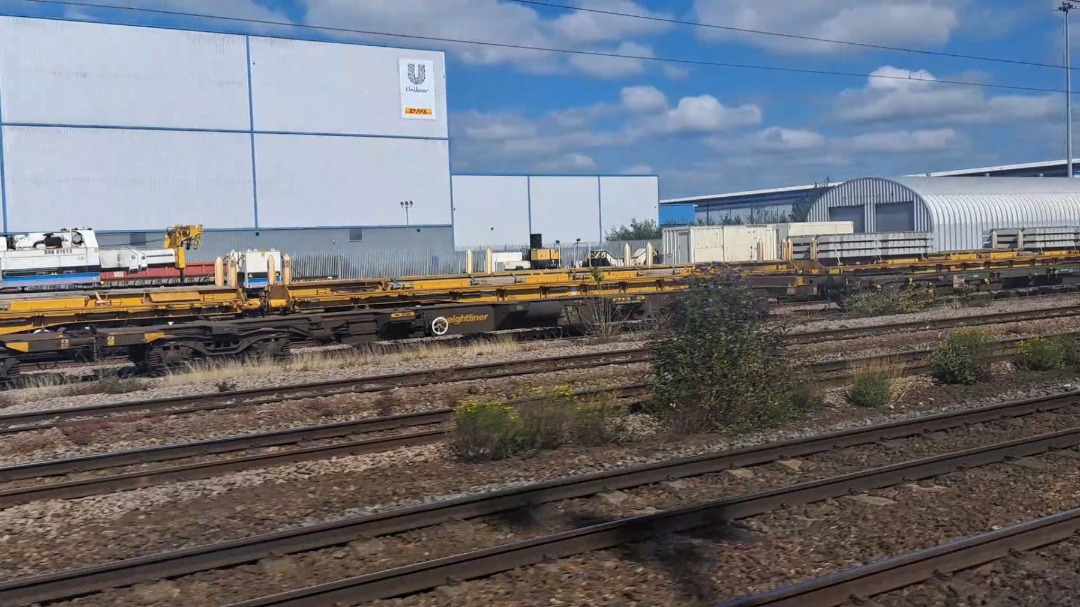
400, 59, 435, 120
407, 62, 427, 87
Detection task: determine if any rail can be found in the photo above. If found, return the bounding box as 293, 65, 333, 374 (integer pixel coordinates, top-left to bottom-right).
225, 425, 1080, 606
715, 508, 1080, 607
0, 347, 652, 432
0, 385, 651, 506
3, 390, 1076, 606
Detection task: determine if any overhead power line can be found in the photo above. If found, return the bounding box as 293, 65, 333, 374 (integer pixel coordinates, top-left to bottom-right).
19, 0, 1072, 94
512, 0, 1070, 71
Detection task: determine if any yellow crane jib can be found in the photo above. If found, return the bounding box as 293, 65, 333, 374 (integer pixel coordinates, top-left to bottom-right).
164, 224, 204, 275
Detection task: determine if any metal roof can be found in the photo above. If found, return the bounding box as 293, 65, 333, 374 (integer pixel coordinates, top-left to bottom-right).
661, 183, 837, 204
889, 175, 1080, 195
810, 176, 1080, 252
660, 158, 1080, 205
915, 158, 1080, 177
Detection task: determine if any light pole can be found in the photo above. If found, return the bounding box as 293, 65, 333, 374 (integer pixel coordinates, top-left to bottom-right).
400, 200, 414, 225
1060, 2, 1078, 177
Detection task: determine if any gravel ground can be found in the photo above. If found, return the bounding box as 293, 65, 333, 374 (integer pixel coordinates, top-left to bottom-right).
0, 365, 648, 466
787, 292, 1080, 334
791, 315, 1080, 363
375, 450, 1080, 607
4, 371, 1078, 582
46, 410, 1080, 606
0, 335, 650, 415
865, 535, 1080, 607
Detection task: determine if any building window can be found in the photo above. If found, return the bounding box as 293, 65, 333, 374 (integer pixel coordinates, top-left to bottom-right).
129, 232, 147, 247
348, 228, 363, 241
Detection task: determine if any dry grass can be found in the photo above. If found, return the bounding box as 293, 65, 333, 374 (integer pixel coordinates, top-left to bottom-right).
160, 336, 523, 388
4, 374, 148, 403
846, 357, 909, 408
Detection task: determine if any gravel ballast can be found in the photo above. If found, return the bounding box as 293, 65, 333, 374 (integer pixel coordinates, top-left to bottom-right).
43, 415, 1080, 606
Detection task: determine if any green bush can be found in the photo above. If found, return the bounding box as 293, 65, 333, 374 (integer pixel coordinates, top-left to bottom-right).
1016, 336, 1079, 371
930, 329, 991, 385
648, 273, 806, 434
847, 365, 898, 408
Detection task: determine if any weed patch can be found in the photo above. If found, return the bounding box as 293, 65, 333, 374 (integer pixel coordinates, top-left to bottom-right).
449, 390, 630, 462
1015, 336, 1077, 371
843, 287, 935, 317
847, 360, 905, 408
931, 329, 992, 385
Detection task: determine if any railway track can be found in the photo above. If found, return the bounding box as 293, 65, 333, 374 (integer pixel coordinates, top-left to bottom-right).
3, 323, 1072, 437
0, 347, 653, 432
718, 507, 1080, 607
784, 304, 1080, 345
0, 384, 651, 506
222, 423, 1080, 607
4, 390, 1077, 606
6, 301, 1077, 391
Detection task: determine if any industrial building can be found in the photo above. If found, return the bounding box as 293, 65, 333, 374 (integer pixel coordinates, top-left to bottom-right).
661, 159, 1080, 226
806, 177, 1080, 252
0, 15, 658, 263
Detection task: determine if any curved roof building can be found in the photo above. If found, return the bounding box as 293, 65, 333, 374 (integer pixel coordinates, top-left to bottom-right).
806, 177, 1080, 252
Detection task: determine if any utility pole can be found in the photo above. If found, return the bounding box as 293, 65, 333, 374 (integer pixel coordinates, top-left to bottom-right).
400, 200, 414, 225
1060, 2, 1078, 177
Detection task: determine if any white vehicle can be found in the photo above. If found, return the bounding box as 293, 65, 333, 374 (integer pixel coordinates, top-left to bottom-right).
0, 227, 102, 288
0, 227, 187, 289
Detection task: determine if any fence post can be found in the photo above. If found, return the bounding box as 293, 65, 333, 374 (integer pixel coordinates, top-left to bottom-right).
624, 242, 632, 266
646, 243, 654, 267
466, 249, 474, 273
485, 248, 493, 274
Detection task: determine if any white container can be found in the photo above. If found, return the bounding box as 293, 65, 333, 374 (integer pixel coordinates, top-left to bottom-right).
662, 225, 780, 264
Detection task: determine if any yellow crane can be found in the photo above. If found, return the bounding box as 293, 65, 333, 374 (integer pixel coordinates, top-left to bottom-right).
163, 224, 203, 281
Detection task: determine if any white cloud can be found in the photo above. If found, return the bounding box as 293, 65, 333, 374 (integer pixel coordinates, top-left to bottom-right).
568, 41, 653, 79
621, 85, 668, 113
650, 95, 762, 135
550, 0, 673, 43
461, 114, 539, 141
662, 65, 691, 80
691, 0, 964, 55
302, 0, 668, 78
537, 152, 598, 172
836, 66, 1060, 125
621, 164, 654, 174
749, 127, 826, 151
845, 129, 960, 154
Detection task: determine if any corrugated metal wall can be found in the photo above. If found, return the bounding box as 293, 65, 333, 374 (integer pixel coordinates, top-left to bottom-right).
808, 176, 1080, 251
0, 16, 450, 233
809, 177, 930, 239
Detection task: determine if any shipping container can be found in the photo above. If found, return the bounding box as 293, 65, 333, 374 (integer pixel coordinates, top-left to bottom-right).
662, 222, 853, 264
662, 225, 776, 264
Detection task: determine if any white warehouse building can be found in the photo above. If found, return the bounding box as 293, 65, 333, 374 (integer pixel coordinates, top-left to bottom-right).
0, 16, 658, 259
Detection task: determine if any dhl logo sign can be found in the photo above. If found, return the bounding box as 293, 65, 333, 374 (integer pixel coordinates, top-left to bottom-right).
446, 313, 489, 324
405, 107, 433, 116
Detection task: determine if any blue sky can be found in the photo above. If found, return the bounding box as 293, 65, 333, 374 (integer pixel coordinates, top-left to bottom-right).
0, 0, 1073, 198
